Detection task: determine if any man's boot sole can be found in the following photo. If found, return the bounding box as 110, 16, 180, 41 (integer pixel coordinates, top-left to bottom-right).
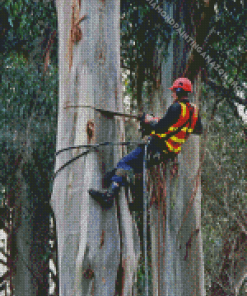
88, 189, 114, 209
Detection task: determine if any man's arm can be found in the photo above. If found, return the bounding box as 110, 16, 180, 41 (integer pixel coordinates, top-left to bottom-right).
144, 102, 203, 135
144, 102, 181, 133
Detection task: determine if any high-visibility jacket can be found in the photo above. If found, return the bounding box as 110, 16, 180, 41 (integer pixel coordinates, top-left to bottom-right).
151, 102, 199, 154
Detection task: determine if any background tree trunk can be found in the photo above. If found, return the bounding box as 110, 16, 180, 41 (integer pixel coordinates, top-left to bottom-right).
13, 169, 35, 296
149, 2, 205, 295
51, 1, 139, 295
11, 157, 50, 296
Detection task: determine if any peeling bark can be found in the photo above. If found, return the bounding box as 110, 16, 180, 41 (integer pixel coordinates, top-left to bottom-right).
51, 1, 139, 295
149, 2, 205, 295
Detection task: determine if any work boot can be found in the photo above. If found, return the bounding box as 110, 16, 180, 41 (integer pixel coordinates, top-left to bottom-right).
88, 182, 120, 209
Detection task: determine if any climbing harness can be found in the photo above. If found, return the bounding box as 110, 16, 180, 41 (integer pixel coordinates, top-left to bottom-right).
54, 101, 203, 295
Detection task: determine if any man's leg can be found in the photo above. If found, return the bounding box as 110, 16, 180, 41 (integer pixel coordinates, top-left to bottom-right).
89, 146, 145, 209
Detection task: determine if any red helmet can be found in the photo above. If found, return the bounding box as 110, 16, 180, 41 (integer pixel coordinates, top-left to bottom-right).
169, 78, 192, 92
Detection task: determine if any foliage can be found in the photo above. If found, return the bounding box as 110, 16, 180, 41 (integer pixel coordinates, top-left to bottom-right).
0, 53, 58, 190
199, 3, 247, 291
201, 86, 246, 294
121, 0, 171, 69
0, 0, 245, 294
0, 1, 58, 293
122, 1, 247, 294
121, 0, 172, 111
204, 0, 246, 111
0, 0, 58, 191
1, 0, 57, 64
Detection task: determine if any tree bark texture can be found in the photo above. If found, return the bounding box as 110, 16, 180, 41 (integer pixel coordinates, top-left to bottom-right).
51, 1, 140, 295
12, 161, 50, 296
149, 2, 205, 295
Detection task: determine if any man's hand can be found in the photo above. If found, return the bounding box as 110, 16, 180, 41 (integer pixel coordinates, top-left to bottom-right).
138, 112, 160, 123
139, 113, 160, 137
144, 114, 160, 124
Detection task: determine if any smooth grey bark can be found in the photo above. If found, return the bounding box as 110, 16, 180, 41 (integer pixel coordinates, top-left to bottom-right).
149, 2, 205, 296
51, 1, 140, 295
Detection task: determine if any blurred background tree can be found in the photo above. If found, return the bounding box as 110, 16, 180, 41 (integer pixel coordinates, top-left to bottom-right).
0, 0, 245, 295
0, 0, 58, 295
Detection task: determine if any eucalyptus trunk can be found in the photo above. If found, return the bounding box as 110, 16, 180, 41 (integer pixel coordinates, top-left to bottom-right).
149, 2, 205, 295
51, 1, 139, 295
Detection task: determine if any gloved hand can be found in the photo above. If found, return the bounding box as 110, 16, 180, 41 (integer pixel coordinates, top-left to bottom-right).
145, 114, 160, 124
144, 114, 153, 122
138, 112, 160, 123
139, 113, 160, 137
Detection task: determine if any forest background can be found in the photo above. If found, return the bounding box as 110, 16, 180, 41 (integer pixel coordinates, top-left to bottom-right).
0, 0, 246, 295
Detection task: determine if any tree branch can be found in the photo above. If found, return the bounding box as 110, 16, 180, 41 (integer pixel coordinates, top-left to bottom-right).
183, 0, 217, 80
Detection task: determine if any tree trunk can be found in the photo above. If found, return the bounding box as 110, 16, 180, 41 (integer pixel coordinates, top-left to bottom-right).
149, 2, 205, 295
209, 226, 247, 296
12, 163, 50, 296
12, 170, 35, 296
51, 1, 139, 295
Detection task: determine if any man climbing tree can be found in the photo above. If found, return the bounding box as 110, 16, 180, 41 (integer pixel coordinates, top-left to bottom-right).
89, 77, 203, 209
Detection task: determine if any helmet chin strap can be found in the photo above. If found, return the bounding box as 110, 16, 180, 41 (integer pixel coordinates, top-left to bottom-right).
175, 88, 190, 99
176, 88, 185, 96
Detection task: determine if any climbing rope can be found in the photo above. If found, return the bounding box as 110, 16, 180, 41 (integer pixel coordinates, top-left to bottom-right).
53, 141, 142, 179
54, 138, 150, 295
175, 98, 221, 241
53, 97, 207, 295
143, 141, 149, 296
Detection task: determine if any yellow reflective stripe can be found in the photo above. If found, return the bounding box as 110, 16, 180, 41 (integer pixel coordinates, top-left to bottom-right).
166, 141, 182, 153
181, 127, 193, 133
168, 127, 178, 132
170, 127, 190, 132
181, 127, 188, 132
180, 102, 187, 117
169, 136, 186, 143
155, 133, 168, 138
166, 141, 173, 151
154, 127, 193, 138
